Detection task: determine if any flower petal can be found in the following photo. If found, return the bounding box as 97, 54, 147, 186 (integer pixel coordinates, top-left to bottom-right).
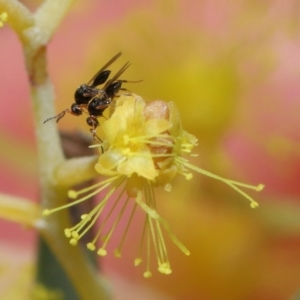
127, 152, 156, 180
102, 113, 126, 144
97, 149, 125, 172
95, 163, 119, 176
144, 119, 172, 136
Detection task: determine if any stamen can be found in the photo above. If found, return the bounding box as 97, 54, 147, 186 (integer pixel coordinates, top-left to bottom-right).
143, 218, 152, 278
42, 180, 114, 216
67, 219, 87, 236
68, 175, 120, 198
81, 214, 88, 220
156, 220, 172, 274
134, 257, 142, 266
90, 179, 126, 246
98, 196, 131, 255
71, 231, 80, 239
75, 198, 108, 240
70, 238, 78, 246
135, 209, 148, 266
64, 228, 71, 238
137, 191, 190, 255
97, 248, 107, 256
176, 169, 193, 180
146, 182, 156, 209
69, 176, 126, 245
0, 12, 8, 27
144, 184, 166, 268
158, 217, 190, 256
227, 182, 260, 209
87, 243, 96, 251
178, 158, 262, 208
148, 214, 162, 267
115, 202, 138, 258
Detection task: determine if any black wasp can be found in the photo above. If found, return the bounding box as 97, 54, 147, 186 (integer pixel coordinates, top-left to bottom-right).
44, 52, 134, 143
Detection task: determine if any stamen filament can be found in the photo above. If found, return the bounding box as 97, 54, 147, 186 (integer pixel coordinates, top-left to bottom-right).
144, 219, 152, 278
70, 180, 121, 242
91, 177, 126, 245
180, 158, 264, 192
226, 182, 259, 208
156, 220, 170, 270
158, 215, 190, 256
135, 207, 148, 266
148, 213, 162, 267
69, 175, 120, 198
100, 196, 131, 251
43, 183, 111, 216
115, 202, 138, 257
76, 199, 107, 239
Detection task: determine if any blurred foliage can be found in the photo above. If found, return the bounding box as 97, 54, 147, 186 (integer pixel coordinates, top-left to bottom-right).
1, 0, 300, 299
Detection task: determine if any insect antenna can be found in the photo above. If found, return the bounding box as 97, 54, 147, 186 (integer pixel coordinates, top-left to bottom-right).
43, 110, 68, 124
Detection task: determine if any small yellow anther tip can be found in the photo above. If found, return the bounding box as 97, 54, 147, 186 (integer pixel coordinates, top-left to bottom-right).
81, 214, 88, 220
250, 202, 259, 209
71, 231, 79, 239
185, 173, 193, 180
70, 238, 78, 246
68, 190, 78, 199
64, 228, 71, 238
42, 209, 50, 216
97, 248, 107, 256
143, 271, 152, 278
158, 266, 172, 275
0, 12, 8, 25
87, 243, 96, 251
134, 258, 142, 266
256, 184, 265, 192
114, 249, 121, 258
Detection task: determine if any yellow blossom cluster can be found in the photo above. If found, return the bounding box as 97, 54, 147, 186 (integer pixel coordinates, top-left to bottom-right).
43, 94, 263, 277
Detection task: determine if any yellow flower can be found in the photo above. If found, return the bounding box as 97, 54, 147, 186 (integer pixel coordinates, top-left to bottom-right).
0, 12, 8, 27
43, 94, 263, 277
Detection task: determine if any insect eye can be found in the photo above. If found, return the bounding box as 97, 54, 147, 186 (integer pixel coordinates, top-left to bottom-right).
71, 103, 82, 116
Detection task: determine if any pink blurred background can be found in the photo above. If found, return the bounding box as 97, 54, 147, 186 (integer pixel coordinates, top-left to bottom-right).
1, 0, 300, 299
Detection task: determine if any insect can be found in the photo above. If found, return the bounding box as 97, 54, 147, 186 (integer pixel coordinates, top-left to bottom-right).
44, 52, 133, 143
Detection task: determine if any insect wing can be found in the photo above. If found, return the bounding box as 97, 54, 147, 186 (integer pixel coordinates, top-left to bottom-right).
103, 61, 131, 90
87, 52, 122, 87
92, 70, 111, 87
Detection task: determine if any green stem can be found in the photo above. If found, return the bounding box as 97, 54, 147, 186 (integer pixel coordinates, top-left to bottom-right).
27, 23, 111, 300
55, 156, 98, 187
0, 1, 111, 299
